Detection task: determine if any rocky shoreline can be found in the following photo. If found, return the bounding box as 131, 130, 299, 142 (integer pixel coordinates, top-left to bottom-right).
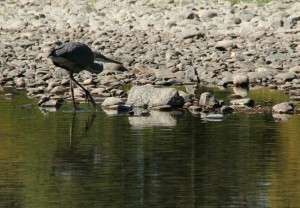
0, 0, 300, 116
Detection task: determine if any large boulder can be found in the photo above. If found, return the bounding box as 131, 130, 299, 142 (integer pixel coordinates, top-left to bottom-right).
126, 85, 184, 108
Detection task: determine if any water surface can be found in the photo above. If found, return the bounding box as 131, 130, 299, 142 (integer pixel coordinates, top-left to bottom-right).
0, 86, 300, 208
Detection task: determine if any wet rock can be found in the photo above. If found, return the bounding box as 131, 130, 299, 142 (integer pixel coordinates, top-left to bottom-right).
5, 93, 13, 99
272, 113, 293, 122
188, 105, 202, 115
233, 87, 249, 97
230, 98, 254, 107
37, 95, 51, 106
151, 105, 173, 111
199, 92, 220, 108
40, 99, 62, 108
220, 106, 234, 114
272, 102, 294, 114
202, 113, 226, 121
128, 110, 177, 127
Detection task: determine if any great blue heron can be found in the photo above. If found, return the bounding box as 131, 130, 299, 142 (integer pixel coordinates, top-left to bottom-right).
48, 41, 121, 110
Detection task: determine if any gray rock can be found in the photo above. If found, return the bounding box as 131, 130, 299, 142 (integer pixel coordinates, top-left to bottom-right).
199, 92, 220, 108
230, 98, 254, 107
220, 106, 234, 114
126, 85, 184, 108
233, 73, 249, 86
50, 86, 68, 95
272, 102, 294, 114
274, 72, 297, 82
188, 105, 202, 115
215, 40, 236, 51
40, 99, 61, 108
185, 66, 199, 82
102, 97, 125, 107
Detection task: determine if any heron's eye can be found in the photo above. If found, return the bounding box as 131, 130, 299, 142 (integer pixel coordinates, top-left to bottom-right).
54, 41, 62, 46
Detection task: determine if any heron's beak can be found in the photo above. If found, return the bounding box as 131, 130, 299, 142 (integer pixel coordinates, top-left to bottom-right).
94, 52, 122, 65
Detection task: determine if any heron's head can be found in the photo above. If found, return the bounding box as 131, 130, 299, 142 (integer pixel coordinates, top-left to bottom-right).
87, 63, 103, 74
94, 52, 122, 65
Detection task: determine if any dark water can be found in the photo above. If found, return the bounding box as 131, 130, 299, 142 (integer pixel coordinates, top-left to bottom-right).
0, 86, 300, 208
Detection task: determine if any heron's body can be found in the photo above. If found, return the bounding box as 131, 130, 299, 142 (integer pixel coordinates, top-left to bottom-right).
48, 42, 121, 110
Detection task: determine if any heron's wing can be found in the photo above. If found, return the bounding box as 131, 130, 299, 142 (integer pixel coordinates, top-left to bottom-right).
94, 52, 122, 65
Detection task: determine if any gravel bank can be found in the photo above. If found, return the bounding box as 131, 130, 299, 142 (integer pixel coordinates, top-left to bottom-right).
0, 0, 300, 104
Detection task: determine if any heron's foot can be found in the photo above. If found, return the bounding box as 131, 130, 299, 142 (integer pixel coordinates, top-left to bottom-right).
84, 90, 97, 108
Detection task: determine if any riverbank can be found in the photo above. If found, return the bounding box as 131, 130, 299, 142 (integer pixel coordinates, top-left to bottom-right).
0, 0, 300, 104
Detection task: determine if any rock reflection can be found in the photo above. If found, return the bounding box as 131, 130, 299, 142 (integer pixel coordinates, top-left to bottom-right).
272, 113, 293, 122
233, 86, 249, 97
128, 109, 182, 128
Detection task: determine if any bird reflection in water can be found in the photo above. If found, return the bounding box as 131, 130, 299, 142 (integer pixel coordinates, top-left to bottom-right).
51, 111, 99, 180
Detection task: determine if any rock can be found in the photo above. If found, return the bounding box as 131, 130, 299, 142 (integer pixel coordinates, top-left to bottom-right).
272, 102, 294, 114
233, 87, 248, 97
126, 85, 184, 108
233, 73, 249, 87
40, 99, 62, 108
202, 113, 225, 121
274, 72, 297, 82
102, 97, 125, 107
230, 98, 254, 107
151, 105, 173, 111
188, 105, 202, 115
220, 106, 234, 114
37, 95, 51, 106
199, 92, 220, 108
128, 110, 177, 127
215, 40, 236, 51
50, 86, 68, 95
185, 66, 199, 83
272, 113, 293, 122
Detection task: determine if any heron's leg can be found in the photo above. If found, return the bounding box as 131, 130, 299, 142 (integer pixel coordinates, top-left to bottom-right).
69, 72, 77, 110
69, 75, 97, 108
